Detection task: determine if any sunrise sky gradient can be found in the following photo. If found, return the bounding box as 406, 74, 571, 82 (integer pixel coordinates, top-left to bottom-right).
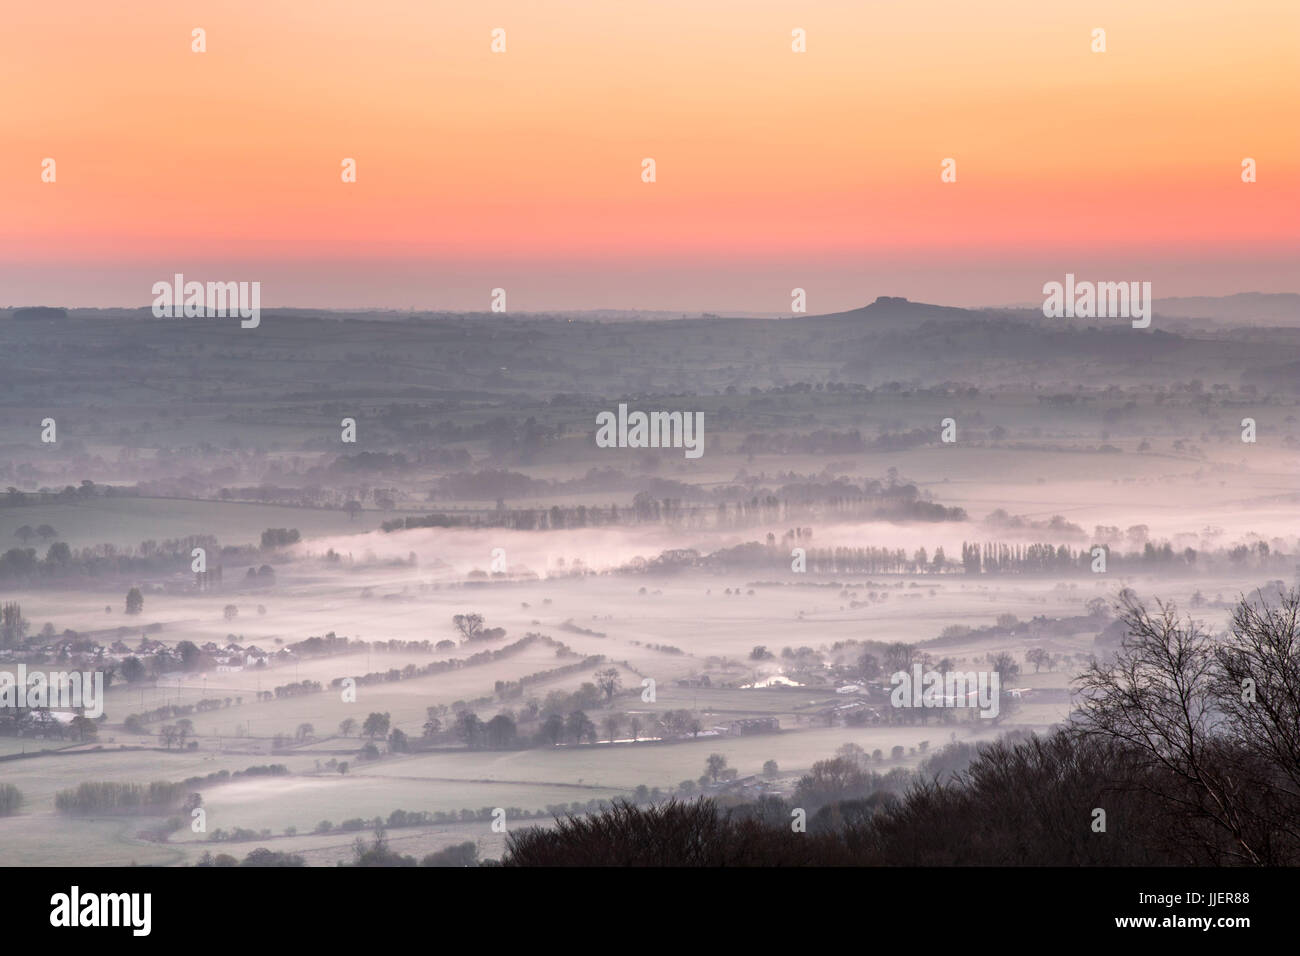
2, 0, 1296, 311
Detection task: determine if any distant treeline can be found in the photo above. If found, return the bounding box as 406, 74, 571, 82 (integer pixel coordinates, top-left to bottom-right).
329, 634, 590, 692
2, 482, 137, 508
55, 764, 288, 815
286, 631, 463, 657
694, 538, 1285, 576
54, 780, 188, 814
490, 654, 603, 702
0, 532, 269, 587
180, 765, 288, 788
269, 680, 322, 699
123, 698, 234, 731
315, 791, 744, 836
382, 482, 963, 534
737, 428, 933, 455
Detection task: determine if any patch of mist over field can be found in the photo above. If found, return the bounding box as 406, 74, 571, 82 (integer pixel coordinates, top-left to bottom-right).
299, 476, 1300, 581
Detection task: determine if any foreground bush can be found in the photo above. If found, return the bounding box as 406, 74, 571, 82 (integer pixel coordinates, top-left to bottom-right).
504, 798, 864, 866
422, 841, 478, 867
196, 848, 305, 867
501, 732, 1221, 866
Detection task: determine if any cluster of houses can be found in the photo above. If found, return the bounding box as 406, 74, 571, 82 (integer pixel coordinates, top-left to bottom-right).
111, 637, 164, 657
0, 631, 290, 681
210, 642, 270, 672
207, 641, 310, 672
717, 717, 780, 736
799, 697, 881, 727
0, 634, 120, 667
107, 637, 278, 674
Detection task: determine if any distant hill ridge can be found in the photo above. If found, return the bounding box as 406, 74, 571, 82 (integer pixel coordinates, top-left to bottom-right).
5, 292, 1295, 327
9, 306, 68, 321
804, 296, 997, 325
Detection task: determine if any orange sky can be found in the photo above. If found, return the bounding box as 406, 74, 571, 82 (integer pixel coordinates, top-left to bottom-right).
1, 0, 1296, 310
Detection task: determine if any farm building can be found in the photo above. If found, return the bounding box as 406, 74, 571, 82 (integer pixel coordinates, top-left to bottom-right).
724, 717, 779, 736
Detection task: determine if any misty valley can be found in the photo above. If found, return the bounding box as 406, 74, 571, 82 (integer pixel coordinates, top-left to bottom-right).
0, 297, 1298, 867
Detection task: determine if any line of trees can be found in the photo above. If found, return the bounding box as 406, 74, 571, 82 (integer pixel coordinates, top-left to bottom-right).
54, 780, 190, 815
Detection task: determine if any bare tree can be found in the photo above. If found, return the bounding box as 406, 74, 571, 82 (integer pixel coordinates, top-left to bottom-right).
594, 667, 621, 702
602, 713, 622, 743
1075, 591, 1293, 864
